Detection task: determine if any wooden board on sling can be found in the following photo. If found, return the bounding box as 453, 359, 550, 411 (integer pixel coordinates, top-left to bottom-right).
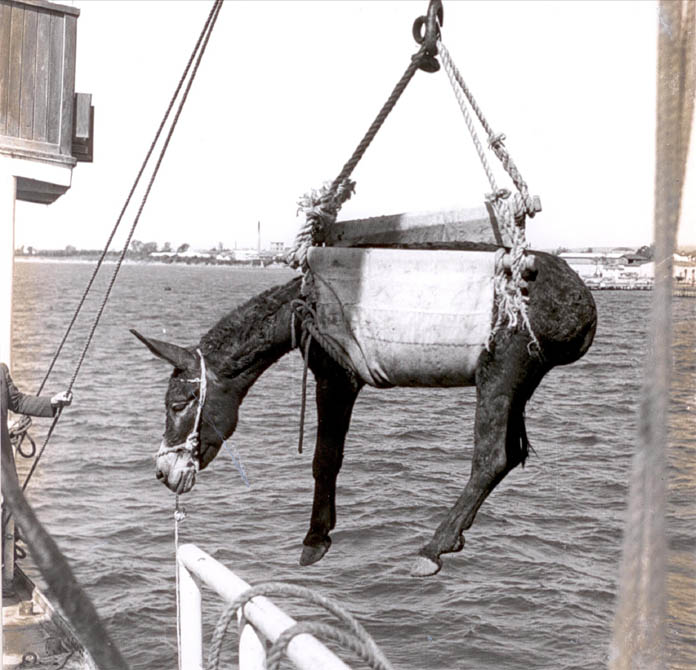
325, 197, 541, 248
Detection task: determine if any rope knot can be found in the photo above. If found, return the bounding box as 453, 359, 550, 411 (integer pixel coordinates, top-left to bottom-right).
287, 180, 356, 271
485, 188, 511, 204
488, 132, 506, 150
174, 496, 187, 523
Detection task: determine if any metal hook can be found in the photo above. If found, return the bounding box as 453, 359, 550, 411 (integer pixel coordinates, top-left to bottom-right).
412, 0, 444, 73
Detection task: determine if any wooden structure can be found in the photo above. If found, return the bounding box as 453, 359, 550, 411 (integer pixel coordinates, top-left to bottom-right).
327, 198, 541, 248
3, 566, 97, 669
0, 0, 93, 204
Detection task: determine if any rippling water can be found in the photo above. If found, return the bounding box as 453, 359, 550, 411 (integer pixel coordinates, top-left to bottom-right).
10, 260, 695, 669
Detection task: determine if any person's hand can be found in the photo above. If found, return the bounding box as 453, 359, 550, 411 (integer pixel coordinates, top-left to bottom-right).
50, 391, 73, 408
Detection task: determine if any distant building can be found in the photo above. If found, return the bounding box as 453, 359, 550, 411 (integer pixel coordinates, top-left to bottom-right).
560, 251, 695, 286
230, 248, 259, 262
559, 252, 630, 278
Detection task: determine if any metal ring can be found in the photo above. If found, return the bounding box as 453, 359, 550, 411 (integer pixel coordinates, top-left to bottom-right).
412, 15, 427, 44
20, 652, 39, 667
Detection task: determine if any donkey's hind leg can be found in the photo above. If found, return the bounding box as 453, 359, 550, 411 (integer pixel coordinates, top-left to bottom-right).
300, 365, 361, 567
412, 334, 546, 577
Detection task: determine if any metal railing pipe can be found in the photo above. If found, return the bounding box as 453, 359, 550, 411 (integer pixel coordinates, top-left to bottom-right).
177, 544, 350, 670
178, 556, 203, 670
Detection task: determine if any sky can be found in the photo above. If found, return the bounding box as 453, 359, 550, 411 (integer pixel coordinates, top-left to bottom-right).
13, 0, 696, 252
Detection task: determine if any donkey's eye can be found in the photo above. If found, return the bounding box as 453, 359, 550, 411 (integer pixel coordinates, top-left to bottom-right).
171, 401, 190, 413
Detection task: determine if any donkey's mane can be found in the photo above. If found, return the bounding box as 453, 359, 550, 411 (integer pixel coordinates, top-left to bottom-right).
199, 276, 301, 376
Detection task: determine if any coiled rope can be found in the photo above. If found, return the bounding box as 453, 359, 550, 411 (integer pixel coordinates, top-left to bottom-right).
19, 0, 224, 493
207, 582, 394, 670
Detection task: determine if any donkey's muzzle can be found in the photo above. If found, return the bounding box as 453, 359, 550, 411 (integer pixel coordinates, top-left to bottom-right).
156, 442, 199, 494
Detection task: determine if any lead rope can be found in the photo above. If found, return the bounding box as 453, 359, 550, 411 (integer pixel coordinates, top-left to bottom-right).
19, 0, 223, 494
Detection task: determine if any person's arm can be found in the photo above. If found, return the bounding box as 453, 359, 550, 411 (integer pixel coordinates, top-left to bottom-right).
2, 363, 59, 417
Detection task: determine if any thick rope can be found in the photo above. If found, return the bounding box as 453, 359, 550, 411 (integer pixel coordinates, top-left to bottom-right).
20, 0, 224, 493
287, 180, 356, 273
287, 44, 433, 272
207, 582, 393, 670
609, 1, 694, 666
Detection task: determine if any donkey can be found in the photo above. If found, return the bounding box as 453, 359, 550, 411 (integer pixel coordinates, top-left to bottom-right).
132, 249, 596, 576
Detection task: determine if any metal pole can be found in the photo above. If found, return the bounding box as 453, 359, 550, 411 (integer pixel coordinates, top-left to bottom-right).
239, 615, 267, 670
178, 558, 203, 670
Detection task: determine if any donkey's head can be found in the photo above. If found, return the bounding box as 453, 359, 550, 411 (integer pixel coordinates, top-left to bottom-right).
131, 329, 241, 494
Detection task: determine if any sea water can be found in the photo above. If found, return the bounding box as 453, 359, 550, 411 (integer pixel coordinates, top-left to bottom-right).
10, 261, 695, 669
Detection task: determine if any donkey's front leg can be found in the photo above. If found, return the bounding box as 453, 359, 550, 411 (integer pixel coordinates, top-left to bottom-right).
412, 334, 545, 577
300, 370, 361, 566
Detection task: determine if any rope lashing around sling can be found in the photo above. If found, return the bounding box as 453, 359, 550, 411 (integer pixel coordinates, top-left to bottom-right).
287, 180, 356, 275
18, 0, 224, 495
207, 582, 394, 670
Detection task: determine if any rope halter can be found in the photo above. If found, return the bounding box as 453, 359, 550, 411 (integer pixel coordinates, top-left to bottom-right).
157, 348, 208, 463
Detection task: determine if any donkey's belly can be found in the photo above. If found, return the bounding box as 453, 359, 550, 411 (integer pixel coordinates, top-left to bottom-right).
308, 247, 496, 388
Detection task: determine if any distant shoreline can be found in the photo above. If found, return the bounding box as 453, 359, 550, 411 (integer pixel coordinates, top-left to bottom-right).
14, 255, 292, 269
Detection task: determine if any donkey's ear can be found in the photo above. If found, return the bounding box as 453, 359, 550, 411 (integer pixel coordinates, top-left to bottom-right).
130, 329, 198, 371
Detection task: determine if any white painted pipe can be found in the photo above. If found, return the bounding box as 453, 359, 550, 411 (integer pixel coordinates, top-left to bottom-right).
239, 618, 266, 670
178, 560, 203, 670
177, 544, 351, 670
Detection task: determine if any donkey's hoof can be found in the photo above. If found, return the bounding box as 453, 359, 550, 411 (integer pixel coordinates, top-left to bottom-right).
299, 538, 331, 566
410, 555, 442, 577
